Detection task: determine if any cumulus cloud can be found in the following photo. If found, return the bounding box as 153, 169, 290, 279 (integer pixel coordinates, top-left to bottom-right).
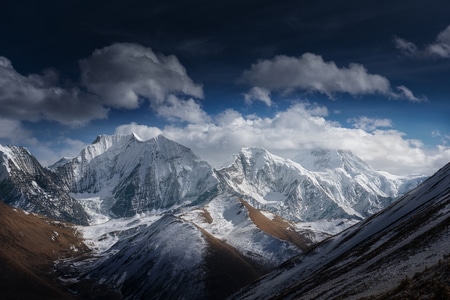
80, 43, 204, 109
157, 95, 210, 124
115, 122, 163, 140
0, 43, 205, 126
348, 116, 393, 131
244, 87, 272, 106
115, 102, 450, 176
394, 25, 450, 59
240, 53, 421, 102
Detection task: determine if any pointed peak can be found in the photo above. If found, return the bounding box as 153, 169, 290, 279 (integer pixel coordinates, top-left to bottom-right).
91, 134, 104, 144
240, 146, 271, 157
154, 133, 168, 141
130, 132, 144, 142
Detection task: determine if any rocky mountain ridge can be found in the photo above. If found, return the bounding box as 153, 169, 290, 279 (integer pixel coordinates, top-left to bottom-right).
219, 146, 425, 223
0, 145, 89, 225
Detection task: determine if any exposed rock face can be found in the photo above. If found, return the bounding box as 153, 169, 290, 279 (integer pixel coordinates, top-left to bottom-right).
0, 145, 89, 225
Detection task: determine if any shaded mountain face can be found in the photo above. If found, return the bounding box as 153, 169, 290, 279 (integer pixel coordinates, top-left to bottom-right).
230, 162, 450, 300
0, 145, 89, 225
219, 147, 425, 223
52, 134, 220, 218
0, 200, 87, 300
68, 192, 306, 300
78, 214, 209, 299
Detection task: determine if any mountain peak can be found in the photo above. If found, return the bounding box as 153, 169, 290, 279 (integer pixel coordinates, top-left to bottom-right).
53, 132, 219, 219
292, 148, 372, 173
130, 132, 144, 142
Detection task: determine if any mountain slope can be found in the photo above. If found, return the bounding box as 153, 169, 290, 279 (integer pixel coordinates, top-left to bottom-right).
0, 145, 89, 225
230, 162, 450, 300
67, 192, 308, 299
0, 200, 87, 300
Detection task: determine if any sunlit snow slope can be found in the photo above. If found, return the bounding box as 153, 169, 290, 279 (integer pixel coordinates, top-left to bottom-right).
220, 147, 425, 223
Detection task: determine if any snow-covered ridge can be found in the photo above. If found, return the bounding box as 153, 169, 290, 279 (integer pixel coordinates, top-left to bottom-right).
219, 147, 426, 222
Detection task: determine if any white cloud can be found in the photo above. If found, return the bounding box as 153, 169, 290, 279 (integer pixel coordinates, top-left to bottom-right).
348, 116, 393, 131
115, 122, 162, 140
395, 85, 427, 102
395, 25, 450, 59
426, 25, 450, 58
29, 138, 89, 167
157, 95, 210, 124
240, 53, 421, 102
115, 102, 450, 176
244, 87, 272, 106
432, 130, 442, 138
431, 129, 450, 145
393, 36, 418, 57
0, 118, 35, 144
0, 118, 71, 167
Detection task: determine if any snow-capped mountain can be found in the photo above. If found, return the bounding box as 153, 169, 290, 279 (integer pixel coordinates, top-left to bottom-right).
230, 162, 450, 300
0, 145, 89, 225
0, 133, 432, 299
219, 147, 425, 223
51, 134, 220, 218
293, 148, 424, 196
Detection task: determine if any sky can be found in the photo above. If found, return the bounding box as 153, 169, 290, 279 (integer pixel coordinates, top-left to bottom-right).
0, 0, 449, 175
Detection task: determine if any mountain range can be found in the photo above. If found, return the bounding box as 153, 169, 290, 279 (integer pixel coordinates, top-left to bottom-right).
0, 133, 439, 299
230, 162, 450, 299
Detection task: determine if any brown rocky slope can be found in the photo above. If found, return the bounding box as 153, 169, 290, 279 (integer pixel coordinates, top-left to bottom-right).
0, 200, 88, 299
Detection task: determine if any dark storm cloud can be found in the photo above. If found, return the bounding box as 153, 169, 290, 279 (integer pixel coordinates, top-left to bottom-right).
80, 43, 204, 107
0, 43, 205, 125
0, 56, 107, 126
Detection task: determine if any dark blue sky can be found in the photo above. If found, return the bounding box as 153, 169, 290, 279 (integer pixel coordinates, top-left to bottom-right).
0, 0, 449, 175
